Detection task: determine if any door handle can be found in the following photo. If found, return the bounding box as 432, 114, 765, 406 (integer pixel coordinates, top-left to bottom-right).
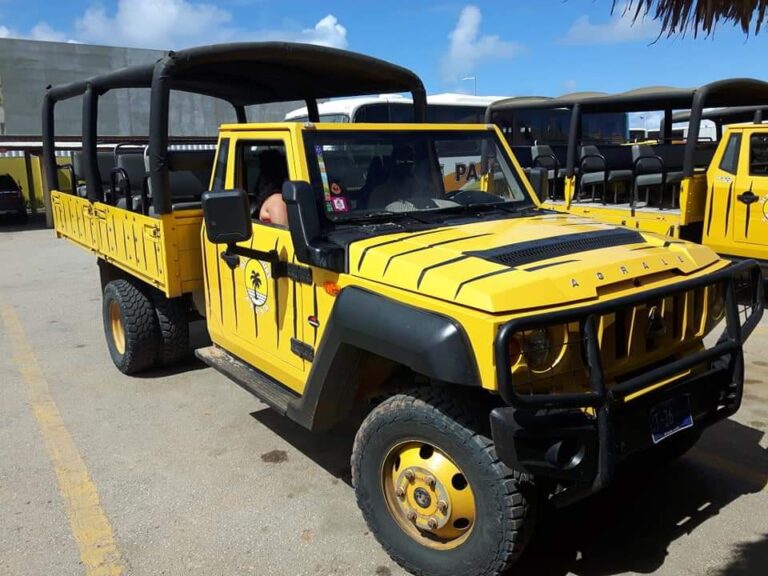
737, 191, 759, 205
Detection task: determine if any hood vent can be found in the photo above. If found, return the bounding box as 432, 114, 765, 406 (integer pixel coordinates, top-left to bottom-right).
465, 228, 645, 268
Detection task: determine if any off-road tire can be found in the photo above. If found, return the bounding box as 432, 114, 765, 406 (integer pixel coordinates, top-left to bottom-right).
151, 292, 190, 366
102, 279, 159, 374
351, 387, 536, 576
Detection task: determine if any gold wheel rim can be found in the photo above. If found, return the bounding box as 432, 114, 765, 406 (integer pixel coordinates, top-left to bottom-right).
109, 301, 126, 355
381, 440, 476, 550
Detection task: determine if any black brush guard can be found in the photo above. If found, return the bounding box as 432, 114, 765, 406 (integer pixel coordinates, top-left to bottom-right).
490, 260, 764, 506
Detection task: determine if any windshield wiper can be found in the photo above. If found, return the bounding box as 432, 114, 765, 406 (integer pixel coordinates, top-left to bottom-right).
497, 203, 539, 214
354, 210, 398, 218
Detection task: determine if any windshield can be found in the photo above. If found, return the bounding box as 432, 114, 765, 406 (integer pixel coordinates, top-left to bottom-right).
303, 130, 532, 221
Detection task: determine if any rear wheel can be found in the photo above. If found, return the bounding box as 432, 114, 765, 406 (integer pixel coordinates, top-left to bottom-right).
151, 292, 190, 366
351, 388, 536, 576
102, 279, 159, 374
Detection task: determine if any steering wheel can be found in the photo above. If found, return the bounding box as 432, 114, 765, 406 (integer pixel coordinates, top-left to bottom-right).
444, 189, 500, 205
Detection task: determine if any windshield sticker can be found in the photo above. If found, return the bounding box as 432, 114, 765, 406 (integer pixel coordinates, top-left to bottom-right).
330, 196, 349, 213
315, 145, 332, 204
330, 181, 343, 195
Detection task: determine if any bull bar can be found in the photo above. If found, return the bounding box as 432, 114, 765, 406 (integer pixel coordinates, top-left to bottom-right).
490, 260, 764, 506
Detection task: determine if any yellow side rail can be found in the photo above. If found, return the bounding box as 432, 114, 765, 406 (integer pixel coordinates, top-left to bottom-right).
51, 190, 203, 297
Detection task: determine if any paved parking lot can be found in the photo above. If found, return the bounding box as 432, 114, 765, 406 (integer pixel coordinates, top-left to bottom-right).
1, 221, 766, 576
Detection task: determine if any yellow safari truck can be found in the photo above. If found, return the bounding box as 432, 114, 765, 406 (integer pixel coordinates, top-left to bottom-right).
44, 44, 764, 576
487, 79, 768, 280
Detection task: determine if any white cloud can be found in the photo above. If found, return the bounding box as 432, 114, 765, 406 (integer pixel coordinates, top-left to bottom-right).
74, 0, 234, 49
0, 1, 347, 50
257, 13, 347, 49
0, 21, 74, 42
298, 15, 347, 49
563, 6, 662, 45
441, 5, 523, 84
29, 22, 69, 42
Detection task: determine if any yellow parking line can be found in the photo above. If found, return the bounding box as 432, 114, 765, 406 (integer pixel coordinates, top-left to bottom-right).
688, 447, 768, 492
1, 305, 124, 576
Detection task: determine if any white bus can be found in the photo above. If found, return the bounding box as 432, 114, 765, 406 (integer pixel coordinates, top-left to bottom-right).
285, 93, 506, 124
286, 94, 509, 191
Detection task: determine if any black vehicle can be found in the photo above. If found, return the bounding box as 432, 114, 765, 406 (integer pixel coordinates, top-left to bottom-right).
0, 173, 27, 222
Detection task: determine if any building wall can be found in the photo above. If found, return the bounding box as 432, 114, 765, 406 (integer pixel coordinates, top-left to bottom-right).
0, 38, 298, 137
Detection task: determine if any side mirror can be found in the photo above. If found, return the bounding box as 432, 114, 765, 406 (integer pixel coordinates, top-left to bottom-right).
527, 167, 549, 201
282, 180, 322, 265
201, 189, 252, 244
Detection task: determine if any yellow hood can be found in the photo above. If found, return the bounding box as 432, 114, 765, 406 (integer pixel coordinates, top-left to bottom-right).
349, 213, 722, 313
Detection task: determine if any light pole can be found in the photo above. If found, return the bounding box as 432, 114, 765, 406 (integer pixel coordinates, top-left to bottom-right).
462, 76, 477, 96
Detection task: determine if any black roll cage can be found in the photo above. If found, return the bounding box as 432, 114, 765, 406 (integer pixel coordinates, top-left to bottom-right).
486, 79, 768, 180
665, 105, 768, 140
42, 41, 427, 215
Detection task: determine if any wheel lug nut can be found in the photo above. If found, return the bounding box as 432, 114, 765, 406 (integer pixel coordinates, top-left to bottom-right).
437, 500, 448, 514
406, 510, 417, 521
427, 517, 438, 530
395, 488, 405, 499
404, 470, 415, 482
425, 475, 436, 488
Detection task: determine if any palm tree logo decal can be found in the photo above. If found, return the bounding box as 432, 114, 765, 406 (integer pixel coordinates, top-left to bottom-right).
245, 260, 268, 308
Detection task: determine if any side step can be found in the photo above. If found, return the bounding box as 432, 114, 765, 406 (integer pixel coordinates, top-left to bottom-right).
195, 346, 299, 415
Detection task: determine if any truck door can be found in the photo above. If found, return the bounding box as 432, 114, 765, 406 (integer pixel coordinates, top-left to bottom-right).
732, 130, 768, 252
704, 131, 742, 248
203, 132, 307, 389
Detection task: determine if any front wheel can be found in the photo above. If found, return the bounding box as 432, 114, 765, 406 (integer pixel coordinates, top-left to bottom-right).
351, 388, 536, 576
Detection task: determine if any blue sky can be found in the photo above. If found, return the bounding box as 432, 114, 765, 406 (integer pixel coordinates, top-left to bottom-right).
1, 0, 767, 116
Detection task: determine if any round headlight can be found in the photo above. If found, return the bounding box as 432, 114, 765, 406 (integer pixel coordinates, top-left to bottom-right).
523, 328, 553, 371
508, 336, 523, 367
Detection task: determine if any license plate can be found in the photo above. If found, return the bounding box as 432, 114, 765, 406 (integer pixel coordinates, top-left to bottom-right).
649, 395, 693, 444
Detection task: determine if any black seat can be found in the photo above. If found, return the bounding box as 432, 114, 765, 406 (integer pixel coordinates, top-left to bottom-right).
72, 151, 115, 198
632, 144, 684, 209
114, 153, 147, 211
531, 144, 567, 180
359, 156, 387, 208
169, 171, 208, 208
578, 145, 632, 203
531, 144, 568, 200
167, 149, 215, 210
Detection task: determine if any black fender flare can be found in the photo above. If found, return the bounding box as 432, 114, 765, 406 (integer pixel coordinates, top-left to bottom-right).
287, 287, 480, 430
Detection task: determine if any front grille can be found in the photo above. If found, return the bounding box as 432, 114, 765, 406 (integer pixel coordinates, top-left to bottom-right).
599, 285, 711, 372
509, 282, 723, 398
466, 228, 644, 268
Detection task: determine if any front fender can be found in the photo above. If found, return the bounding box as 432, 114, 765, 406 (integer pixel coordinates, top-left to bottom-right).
287, 287, 479, 430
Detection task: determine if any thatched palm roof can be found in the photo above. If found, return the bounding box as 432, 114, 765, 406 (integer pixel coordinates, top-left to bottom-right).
618, 0, 767, 36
